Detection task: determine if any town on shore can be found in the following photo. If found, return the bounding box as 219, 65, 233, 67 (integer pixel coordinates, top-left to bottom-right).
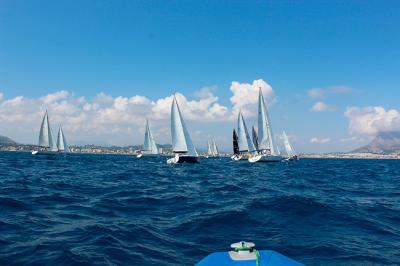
1, 143, 400, 159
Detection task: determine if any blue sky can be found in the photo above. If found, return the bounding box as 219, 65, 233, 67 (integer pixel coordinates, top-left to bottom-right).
1, 1, 400, 152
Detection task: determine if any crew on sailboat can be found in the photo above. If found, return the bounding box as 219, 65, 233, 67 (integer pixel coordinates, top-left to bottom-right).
137, 119, 159, 158
167, 95, 200, 164
248, 88, 283, 163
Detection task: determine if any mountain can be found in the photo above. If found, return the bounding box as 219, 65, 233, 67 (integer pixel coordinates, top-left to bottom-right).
353, 131, 400, 154
0, 135, 17, 145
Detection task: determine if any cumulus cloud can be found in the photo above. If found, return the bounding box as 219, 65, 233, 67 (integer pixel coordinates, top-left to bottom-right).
310, 137, 331, 144
344, 106, 400, 136
310, 101, 335, 112
308, 86, 352, 98
1, 79, 279, 145
40, 90, 70, 104
230, 79, 275, 117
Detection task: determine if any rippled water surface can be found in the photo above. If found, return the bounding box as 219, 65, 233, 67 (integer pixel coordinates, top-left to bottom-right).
0, 152, 399, 265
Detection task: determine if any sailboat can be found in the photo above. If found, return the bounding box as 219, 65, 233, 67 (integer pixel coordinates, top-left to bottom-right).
249, 88, 283, 163
232, 110, 256, 160
206, 138, 219, 157
57, 126, 70, 153
167, 96, 199, 164
231, 129, 241, 160
282, 131, 298, 161
137, 119, 158, 158
32, 110, 59, 155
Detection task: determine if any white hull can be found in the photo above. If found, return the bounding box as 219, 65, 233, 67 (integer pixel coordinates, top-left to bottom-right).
248, 154, 283, 163
32, 150, 59, 155
285, 155, 299, 162
137, 153, 159, 158
231, 154, 243, 161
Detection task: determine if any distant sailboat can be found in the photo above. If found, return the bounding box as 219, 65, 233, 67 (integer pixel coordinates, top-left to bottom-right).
57, 126, 70, 153
233, 110, 256, 160
249, 88, 283, 163
32, 110, 59, 155
206, 138, 219, 157
137, 119, 158, 158
283, 131, 298, 161
167, 96, 199, 164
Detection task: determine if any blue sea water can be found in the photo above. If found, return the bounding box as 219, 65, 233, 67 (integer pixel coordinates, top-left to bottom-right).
0, 152, 399, 266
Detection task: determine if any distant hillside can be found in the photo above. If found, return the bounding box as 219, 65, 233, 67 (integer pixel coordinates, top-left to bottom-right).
0, 135, 17, 145
353, 131, 400, 154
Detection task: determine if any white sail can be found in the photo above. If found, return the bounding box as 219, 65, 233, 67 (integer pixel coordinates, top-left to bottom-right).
57, 127, 70, 152
257, 88, 277, 155
276, 140, 281, 155
212, 139, 219, 156
143, 120, 158, 154
207, 139, 219, 156
207, 140, 213, 156
170, 96, 198, 156
38, 111, 58, 151
237, 111, 255, 152
283, 131, 295, 157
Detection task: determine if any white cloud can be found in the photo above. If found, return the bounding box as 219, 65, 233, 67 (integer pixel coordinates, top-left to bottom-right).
310, 137, 331, 144
308, 86, 352, 98
40, 90, 70, 104
0, 79, 280, 146
230, 79, 275, 117
308, 88, 325, 98
0, 80, 268, 144
310, 101, 335, 112
344, 106, 400, 136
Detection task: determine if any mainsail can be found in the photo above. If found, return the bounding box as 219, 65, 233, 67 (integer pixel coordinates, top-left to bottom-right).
237, 111, 255, 152
212, 139, 219, 156
283, 131, 295, 157
252, 126, 259, 151
38, 111, 58, 151
57, 126, 70, 152
257, 88, 277, 155
207, 140, 213, 156
171, 96, 198, 156
233, 129, 239, 155
143, 119, 158, 154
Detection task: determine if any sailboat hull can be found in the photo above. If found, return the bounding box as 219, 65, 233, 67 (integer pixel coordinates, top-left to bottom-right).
231, 154, 243, 161
285, 155, 299, 161
32, 150, 59, 155
137, 152, 159, 158
167, 154, 200, 164
178, 156, 200, 163
248, 154, 283, 163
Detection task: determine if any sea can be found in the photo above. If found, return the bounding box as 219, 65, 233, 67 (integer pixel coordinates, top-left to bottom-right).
0, 152, 399, 266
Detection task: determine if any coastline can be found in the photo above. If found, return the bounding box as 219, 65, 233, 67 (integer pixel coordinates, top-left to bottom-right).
301, 153, 400, 160
1, 145, 399, 159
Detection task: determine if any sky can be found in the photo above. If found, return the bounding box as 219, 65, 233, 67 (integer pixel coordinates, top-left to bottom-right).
1, 0, 400, 153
